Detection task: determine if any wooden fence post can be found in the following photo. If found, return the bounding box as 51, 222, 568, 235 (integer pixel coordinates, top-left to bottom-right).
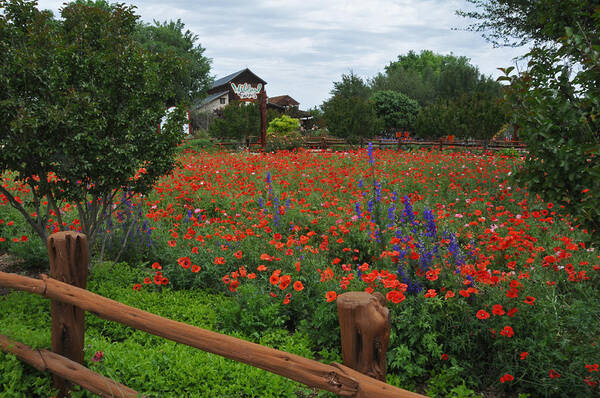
48, 231, 88, 397
337, 291, 390, 382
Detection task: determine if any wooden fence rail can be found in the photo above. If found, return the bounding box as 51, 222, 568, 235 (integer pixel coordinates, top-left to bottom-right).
0, 269, 426, 397
0, 333, 140, 398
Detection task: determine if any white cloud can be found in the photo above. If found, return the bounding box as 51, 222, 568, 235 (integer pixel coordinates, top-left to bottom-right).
35, 0, 528, 108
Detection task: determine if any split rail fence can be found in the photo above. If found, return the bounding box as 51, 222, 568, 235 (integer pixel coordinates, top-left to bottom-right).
208, 136, 527, 152
0, 231, 427, 398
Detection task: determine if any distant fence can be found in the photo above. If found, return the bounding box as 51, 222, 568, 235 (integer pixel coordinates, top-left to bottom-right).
207, 136, 527, 152
303, 137, 526, 152
0, 231, 427, 398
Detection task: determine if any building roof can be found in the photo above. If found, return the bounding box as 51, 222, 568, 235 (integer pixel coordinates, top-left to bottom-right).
211, 68, 267, 89
268, 95, 299, 107
195, 90, 229, 109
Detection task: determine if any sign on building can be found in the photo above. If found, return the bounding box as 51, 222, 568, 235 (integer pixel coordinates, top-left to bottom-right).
231, 82, 262, 100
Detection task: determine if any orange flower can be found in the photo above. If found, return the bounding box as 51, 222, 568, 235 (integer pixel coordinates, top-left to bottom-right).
214, 257, 226, 265
269, 273, 280, 285
386, 290, 405, 304
293, 281, 304, 291
257, 264, 267, 271
325, 291, 337, 302
191, 264, 201, 273
177, 256, 191, 269
279, 275, 291, 290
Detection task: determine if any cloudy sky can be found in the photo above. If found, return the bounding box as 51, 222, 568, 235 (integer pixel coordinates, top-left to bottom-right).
36, 0, 528, 109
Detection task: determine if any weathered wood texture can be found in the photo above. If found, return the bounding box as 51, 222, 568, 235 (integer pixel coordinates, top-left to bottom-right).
47, 231, 88, 397
337, 292, 390, 382
260, 90, 267, 148
0, 271, 427, 398
0, 333, 141, 398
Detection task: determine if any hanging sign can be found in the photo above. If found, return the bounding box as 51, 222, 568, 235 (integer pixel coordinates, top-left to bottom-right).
231, 82, 262, 100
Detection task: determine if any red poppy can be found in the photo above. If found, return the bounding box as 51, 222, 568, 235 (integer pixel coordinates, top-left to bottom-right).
325, 291, 337, 302
585, 364, 599, 372
492, 304, 505, 316
507, 307, 518, 317
523, 296, 536, 305
293, 281, 304, 291
132, 284, 142, 291
386, 290, 405, 304
177, 256, 191, 269
549, 369, 561, 379
500, 374, 514, 383
520, 352, 529, 360
500, 326, 514, 338
269, 273, 280, 285
476, 310, 490, 320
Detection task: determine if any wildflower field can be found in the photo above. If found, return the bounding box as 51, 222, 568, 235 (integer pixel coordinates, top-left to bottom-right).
1, 146, 599, 397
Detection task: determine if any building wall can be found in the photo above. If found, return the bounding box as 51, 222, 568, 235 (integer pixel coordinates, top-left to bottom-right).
198, 94, 229, 113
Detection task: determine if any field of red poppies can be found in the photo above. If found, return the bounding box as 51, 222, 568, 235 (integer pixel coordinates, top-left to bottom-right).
1, 146, 599, 396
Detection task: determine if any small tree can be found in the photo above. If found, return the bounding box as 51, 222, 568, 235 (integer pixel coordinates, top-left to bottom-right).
267, 115, 300, 136
371, 90, 420, 133
208, 101, 260, 140
322, 73, 381, 142
0, 0, 186, 251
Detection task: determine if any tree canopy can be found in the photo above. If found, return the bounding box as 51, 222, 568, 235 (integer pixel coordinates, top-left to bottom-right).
371, 50, 501, 106
371, 90, 420, 132
0, 0, 186, 248
457, 0, 599, 47
462, 1, 600, 237
136, 19, 212, 106
322, 73, 381, 141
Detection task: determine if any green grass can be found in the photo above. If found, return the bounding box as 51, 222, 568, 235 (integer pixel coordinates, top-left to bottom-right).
0, 262, 339, 397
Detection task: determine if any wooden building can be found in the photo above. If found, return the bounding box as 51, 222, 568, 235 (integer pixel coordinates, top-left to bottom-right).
195, 68, 267, 113
267, 95, 300, 111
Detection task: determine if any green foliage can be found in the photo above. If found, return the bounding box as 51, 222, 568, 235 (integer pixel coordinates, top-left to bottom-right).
136, 18, 212, 106
267, 115, 300, 135
0, 261, 323, 397
0, 0, 186, 250
371, 90, 420, 132
415, 92, 506, 139
457, 0, 599, 47
208, 101, 260, 140
322, 73, 381, 141
499, 9, 600, 238
371, 50, 501, 106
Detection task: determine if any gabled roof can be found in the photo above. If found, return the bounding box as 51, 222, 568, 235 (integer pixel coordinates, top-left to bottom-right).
195, 90, 229, 109
268, 95, 299, 107
211, 68, 267, 89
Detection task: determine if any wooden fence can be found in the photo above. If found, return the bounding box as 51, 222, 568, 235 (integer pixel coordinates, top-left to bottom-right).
303, 137, 527, 152
207, 136, 527, 152
0, 231, 427, 398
